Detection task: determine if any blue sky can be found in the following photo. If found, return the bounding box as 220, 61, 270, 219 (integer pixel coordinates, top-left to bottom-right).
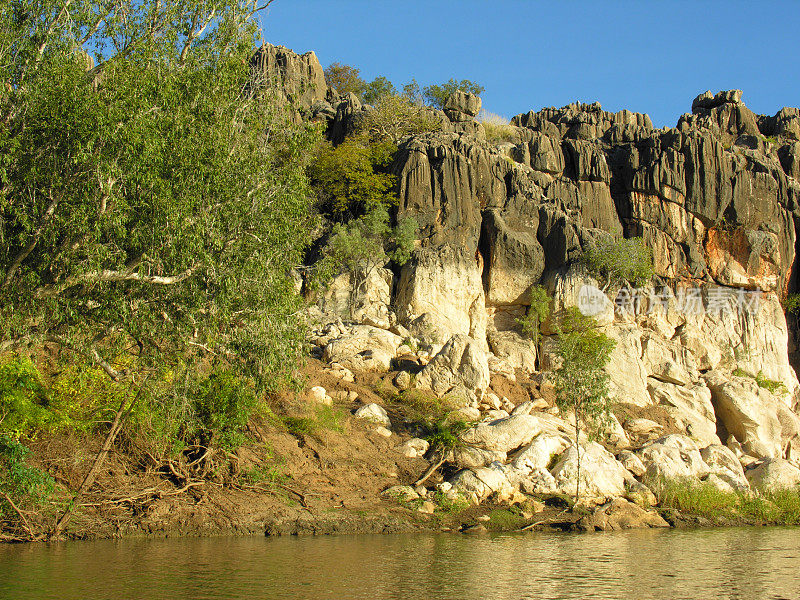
259, 0, 799, 128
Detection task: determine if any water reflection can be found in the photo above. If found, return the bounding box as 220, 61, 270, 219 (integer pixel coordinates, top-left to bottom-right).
0, 527, 798, 599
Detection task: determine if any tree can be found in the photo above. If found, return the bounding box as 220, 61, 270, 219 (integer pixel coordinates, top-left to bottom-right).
308, 139, 397, 221
402, 79, 424, 105
581, 236, 654, 290
363, 76, 396, 104
321, 205, 417, 317
423, 78, 484, 109
324, 62, 366, 96
553, 307, 616, 504
0, 0, 319, 392
357, 94, 443, 144
516, 285, 551, 365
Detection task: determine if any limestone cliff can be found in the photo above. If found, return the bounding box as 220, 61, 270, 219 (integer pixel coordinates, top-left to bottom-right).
264, 43, 800, 501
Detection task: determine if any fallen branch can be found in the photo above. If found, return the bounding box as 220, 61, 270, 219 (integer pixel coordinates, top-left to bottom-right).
414, 450, 450, 487
1, 491, 40, 540
49, 379, 146, 539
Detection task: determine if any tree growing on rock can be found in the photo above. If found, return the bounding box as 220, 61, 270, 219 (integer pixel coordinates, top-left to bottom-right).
516, 285, 551, 367
357, 94, 444, 144
324, 62, 367, 96
423, 78, 484, 110
581, 236, 654, 290
553, 307, 616, 504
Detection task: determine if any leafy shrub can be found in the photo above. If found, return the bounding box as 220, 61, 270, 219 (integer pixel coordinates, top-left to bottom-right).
424, 419, 469, 452
581, 236, 654, 289
324, 62, 367, 96
309, 140, 397, 221
363, 76, 396, 105
0, 434, 54, 519
423, 78, 484, 109
358, 94, 443, 144
0, 357, 51, 439
431, 489, 469, 514
516, 285, 551, 347
282, 405, 346, 439
190, 372, 257, 450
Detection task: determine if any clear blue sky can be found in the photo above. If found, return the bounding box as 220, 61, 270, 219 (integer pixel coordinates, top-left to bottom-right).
259, 0, 799, 128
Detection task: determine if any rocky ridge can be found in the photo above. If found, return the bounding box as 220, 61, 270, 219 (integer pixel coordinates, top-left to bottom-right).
259, 43, 800, 522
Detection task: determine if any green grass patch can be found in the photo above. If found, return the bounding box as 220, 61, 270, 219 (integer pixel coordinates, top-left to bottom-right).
282, 404, 347, 438
649, 476, 800, 524
431, 490, 469, 515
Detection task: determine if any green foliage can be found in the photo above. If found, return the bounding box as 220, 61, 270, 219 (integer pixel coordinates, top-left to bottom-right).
402, 79, 424, 105
0, 357, 50, 438
423, 78, 485, 109
516, 285, 551, 347
310, 140, 397, 221
320, 205, 417, 293
282, 405, 346, 439
189, 372, 256, 450
553, 308, 616, 502
358, 94, 444, 144
755, 371, 785, 394
431, 490, 469, 514
0, 434, 55, 520
731, 368, 786, 394
0, 0, 317, 399
784, 293, 800, 314
650, 476, 800, 525
424, 419, 469, 452
486, 507, 527, 530
363, 76, 397, 104
324, 62, 366, 96
581, 236, 654, 288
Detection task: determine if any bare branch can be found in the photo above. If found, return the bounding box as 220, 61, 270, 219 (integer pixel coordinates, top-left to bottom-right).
35, 265, 199, 298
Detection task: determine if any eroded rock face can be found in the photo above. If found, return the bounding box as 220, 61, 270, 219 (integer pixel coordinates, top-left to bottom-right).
290, 65, 800, 493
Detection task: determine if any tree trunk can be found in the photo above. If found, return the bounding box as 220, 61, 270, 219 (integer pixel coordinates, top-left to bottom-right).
574, 404, 581, 506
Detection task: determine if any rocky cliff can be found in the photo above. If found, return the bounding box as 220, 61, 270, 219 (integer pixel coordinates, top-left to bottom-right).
262, 43, 800, 508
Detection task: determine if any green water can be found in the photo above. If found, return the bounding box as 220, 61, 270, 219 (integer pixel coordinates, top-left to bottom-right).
0, 527, 798, 599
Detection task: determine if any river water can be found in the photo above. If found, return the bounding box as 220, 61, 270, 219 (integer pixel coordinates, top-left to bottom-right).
1, 527, 798, 599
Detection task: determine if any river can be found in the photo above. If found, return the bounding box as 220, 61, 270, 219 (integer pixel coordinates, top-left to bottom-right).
1, 527, 798, 599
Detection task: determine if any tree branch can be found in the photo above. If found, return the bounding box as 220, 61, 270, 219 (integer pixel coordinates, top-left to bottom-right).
3, 192, 59, 289
35, 265, 199, 298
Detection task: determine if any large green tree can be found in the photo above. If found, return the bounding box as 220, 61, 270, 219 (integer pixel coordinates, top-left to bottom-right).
0, 0, 319, 391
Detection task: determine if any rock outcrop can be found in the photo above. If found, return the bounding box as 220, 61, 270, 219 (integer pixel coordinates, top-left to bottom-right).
266, 42, 800, 500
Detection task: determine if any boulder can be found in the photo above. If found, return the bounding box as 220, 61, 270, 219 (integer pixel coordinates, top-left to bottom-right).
396, 438, 429, 458
700, 444, 750, 491
487, 329, 537, 373
354, 403, 391, 427
452, 447, 507, 469
414, 334, 490, 400
637, 434, 711, 481
745, 458, 800, 491
448, 464, 515, 504
617, 450, 647, 478
381, 485, 419, 502
322, 325, 403, 373
443, 91, 481, 121
460, 413, 544, 453
550, 442, 630, 502
576, 498, 669, 531
511, 432, 571, 473
705, 374, 785, 459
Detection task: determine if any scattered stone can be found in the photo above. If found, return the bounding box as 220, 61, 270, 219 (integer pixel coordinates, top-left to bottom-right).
476, 514, 491, 522
354, 403, 391, 427
617, 450, 646, 478
394, 371, 413, 391
381, 486, 418, 502
374, 426, 392, 438
417, 501, 436, 514
308, 385, 330, 405
396, 438, 430, 458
